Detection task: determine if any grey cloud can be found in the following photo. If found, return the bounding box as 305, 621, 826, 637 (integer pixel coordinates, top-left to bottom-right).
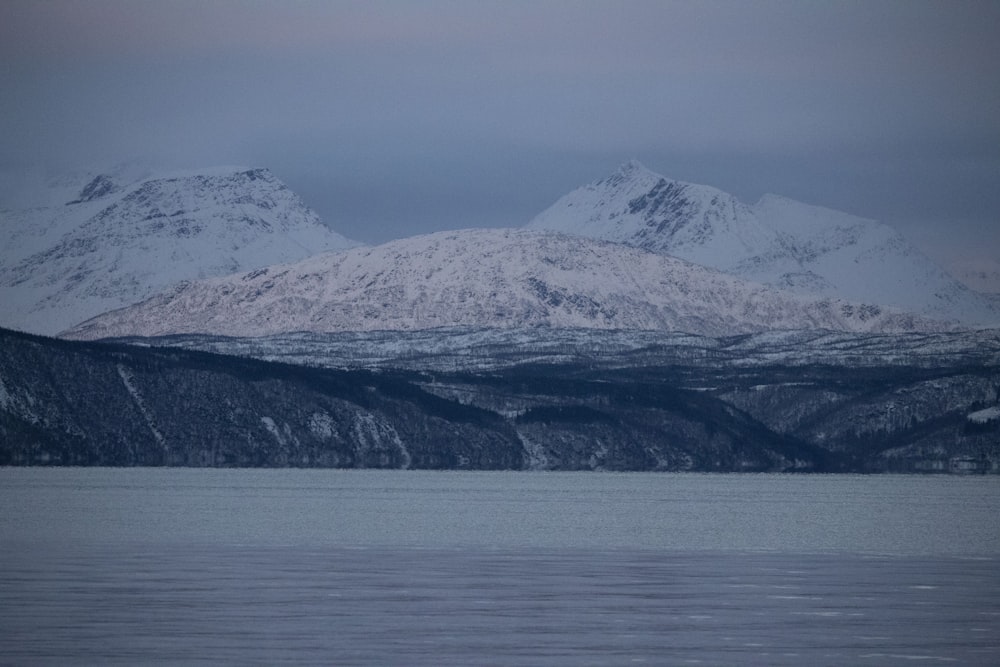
0, 0, 997, 264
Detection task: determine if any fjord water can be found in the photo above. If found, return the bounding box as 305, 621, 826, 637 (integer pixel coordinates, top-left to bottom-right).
2, 470, 998, 665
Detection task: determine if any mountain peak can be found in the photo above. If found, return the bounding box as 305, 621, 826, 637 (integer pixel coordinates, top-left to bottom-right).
597, 159, 666, 190
0, 166, 360, 335
528, 162, 769, 270
527, 162, 999, 327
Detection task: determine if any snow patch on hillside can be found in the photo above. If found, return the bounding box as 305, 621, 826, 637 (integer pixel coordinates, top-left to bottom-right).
116, 364, 166, 449
968, 406, 1000, 424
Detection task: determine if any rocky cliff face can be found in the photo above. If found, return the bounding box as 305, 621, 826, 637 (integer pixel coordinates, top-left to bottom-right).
2, 328, 997, 473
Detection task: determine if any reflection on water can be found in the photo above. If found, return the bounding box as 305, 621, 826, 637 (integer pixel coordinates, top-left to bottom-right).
2, 469, 999, 665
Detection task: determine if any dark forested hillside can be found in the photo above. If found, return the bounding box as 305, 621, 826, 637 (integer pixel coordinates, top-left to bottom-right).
0, 329, 520, 469
1, 328, 997, 472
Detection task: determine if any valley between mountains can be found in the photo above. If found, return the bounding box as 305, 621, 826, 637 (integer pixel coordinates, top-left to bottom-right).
1, 163, 998, 471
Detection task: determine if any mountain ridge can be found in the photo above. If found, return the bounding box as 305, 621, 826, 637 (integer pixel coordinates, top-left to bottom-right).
63, 228, 944, 341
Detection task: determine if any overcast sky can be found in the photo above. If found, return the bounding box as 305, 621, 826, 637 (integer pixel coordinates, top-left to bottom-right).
1, 0, 997, 268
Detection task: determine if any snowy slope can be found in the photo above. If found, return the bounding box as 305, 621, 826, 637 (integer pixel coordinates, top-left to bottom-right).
0, 167, 360, 334
64, 228, 943, 340
527, 161, 998, 326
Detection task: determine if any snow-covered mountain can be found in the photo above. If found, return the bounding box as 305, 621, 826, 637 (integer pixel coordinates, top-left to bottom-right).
527, 161, 998, 327
0, 167, 360, 334
64, 228, 943, 341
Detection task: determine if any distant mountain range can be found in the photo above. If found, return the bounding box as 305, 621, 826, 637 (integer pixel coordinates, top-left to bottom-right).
0, 167, 359, 335
3, 161, 997, 339
527, 161, 998, 327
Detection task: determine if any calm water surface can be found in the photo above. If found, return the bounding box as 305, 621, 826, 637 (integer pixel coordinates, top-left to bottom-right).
2, 469, 999, 665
